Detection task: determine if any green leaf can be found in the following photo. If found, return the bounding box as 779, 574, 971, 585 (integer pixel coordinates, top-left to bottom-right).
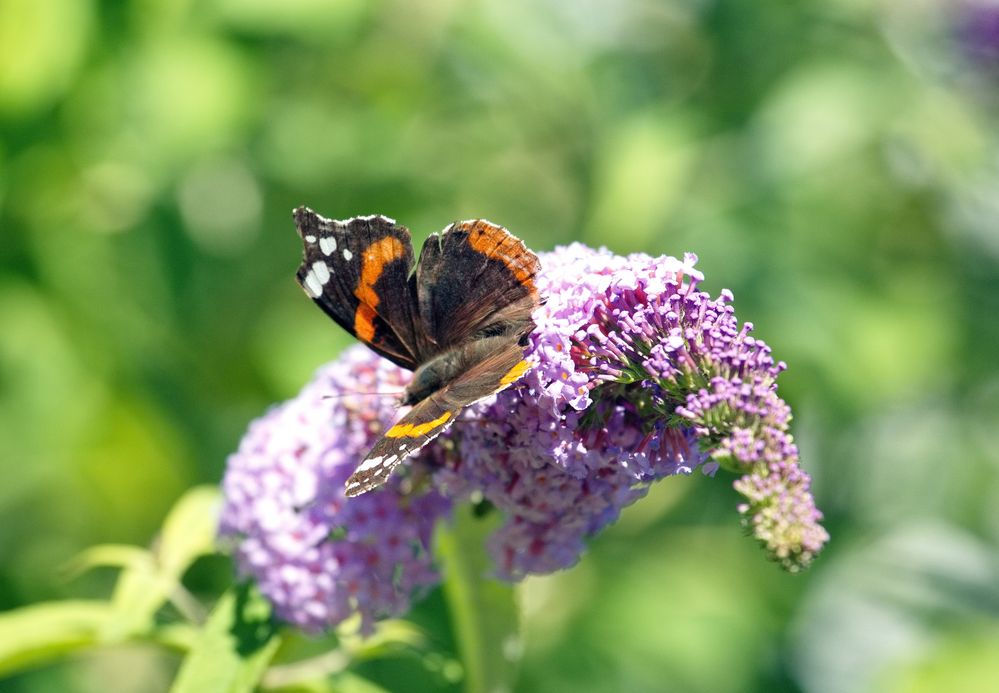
170, 583, 282, 693
331, 671, 395, 693
0, 600, 114, 677
63, 544, 155, 578
261, 670, 392, 693
259, 618, 429, 691
107, 485, 221, 638
436, 504, 521, 693
157, 485, 222, 579
340, 618, 427, 662
149, 623, 201, 654
0, 488, 224, 677
105, 552, 174, 639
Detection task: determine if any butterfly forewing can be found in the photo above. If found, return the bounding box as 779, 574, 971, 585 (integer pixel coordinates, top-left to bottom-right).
295, 207, 422, 369
343, 395, 453, 497
343, 340, 532, 497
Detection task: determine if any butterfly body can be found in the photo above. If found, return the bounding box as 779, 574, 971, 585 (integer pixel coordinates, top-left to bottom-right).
294, 207, 541, 496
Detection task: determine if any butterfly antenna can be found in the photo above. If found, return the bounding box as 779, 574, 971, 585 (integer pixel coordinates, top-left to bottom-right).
321, 390, 404, 400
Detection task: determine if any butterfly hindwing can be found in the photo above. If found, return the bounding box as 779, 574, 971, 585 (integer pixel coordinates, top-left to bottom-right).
295, 207, 421, 369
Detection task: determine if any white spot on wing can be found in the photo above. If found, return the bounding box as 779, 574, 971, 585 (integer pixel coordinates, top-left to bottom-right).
304, 234, 317, 243
319, 236, 337, 255
311, 260, 331, 285
355, 454, 395, 474
303, 270, 323, 297
342, 249, 353, 261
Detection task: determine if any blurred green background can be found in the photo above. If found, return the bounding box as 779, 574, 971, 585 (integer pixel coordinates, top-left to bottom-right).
3, 0, 999, 691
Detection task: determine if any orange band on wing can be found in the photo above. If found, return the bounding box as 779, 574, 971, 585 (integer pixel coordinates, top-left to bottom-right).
385, 411, 452, 438
354, 303, 377, 341
352, 236, 407, 337
464, 221, 538, 294
499, 359, 530, 386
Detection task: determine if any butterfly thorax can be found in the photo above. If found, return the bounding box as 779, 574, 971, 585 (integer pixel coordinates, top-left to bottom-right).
403, 334, 519, 406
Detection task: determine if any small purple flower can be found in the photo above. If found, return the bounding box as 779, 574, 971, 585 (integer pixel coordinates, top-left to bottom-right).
218, 347, 449, 634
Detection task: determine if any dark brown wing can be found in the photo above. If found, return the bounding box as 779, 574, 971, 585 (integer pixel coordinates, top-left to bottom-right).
294, 207, 421, 370
414, 220, 541, 352
344, 340, 531, 497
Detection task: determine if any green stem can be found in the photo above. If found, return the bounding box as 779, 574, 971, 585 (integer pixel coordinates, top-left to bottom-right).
437, 504, 521, 693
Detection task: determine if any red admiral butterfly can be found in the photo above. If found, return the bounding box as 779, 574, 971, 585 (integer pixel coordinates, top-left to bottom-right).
294, 207, 541, 496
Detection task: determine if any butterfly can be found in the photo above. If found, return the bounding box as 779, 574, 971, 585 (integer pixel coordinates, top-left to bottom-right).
294, 207, 541, 496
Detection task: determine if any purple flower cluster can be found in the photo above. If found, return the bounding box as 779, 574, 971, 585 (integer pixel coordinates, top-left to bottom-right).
218, 348, 449, 634
565, 248, 829, 571
432, 244, 706, 579
219, 241, 828, 631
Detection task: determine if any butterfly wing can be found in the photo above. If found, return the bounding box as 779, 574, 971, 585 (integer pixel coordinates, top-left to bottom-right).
344, 339, 531, 496
294, 207, 422, 370
415, 220, 541, 351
